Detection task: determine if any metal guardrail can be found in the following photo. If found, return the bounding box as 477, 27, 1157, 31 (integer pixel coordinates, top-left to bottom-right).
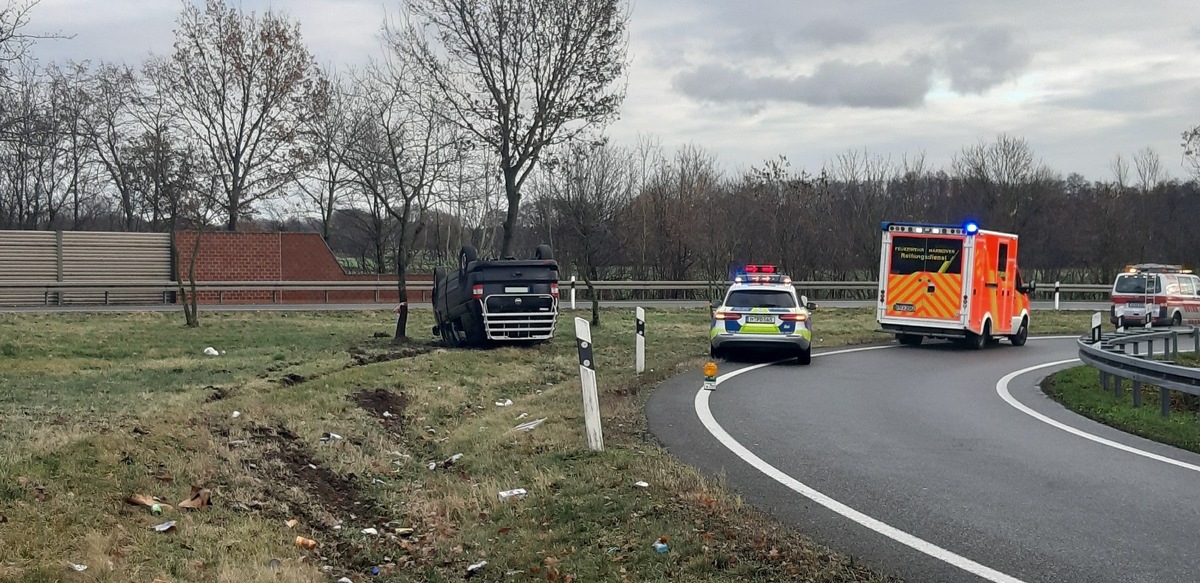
1077, 317, 1200, 416
0, 279, 1111, 297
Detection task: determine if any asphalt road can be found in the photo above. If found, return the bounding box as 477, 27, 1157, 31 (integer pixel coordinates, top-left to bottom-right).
646, 336, 1200, 583
0, 300, 1110, 313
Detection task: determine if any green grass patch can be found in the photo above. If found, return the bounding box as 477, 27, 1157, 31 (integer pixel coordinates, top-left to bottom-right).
0, 307, 1093, 582
1041, 366, 1200, 455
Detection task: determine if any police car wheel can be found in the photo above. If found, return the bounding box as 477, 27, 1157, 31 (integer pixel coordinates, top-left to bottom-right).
709, 345, 723, 359
795, 347, 811, 365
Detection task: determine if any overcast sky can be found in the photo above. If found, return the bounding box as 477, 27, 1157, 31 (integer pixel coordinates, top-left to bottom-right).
26, 0, 1200, 181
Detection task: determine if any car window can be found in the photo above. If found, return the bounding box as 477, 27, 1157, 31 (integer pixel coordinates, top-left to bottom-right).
725, 290, 796, 308
1181, 276, 1197, 296
1114, 274, 1158, 294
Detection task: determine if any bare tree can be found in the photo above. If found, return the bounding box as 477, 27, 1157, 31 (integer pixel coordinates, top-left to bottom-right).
340, 56, 465, 341
149, 0, 320, 231
537, 142, 633, 324
1133, 146, 1163, 193
295, 71, 349, 241
1110, 153, 1129, 190
388, 0, 630, 257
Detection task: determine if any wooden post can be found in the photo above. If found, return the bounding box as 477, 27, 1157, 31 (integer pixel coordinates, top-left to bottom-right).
575, 318, 604, 452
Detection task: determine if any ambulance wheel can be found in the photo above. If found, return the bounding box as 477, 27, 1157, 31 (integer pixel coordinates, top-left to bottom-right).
795, 347, 811, 365
897, 334, 923, 346
1172, 312, 1182, 328
1009, 318, 1029, 346
964, 322, 989, 350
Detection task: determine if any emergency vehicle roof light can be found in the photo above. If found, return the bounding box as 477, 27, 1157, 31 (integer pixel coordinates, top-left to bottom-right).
965, 222, 979, 234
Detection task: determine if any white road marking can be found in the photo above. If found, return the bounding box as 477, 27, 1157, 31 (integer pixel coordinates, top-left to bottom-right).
696, 344, 1025, 583
996, 359, 1200, 474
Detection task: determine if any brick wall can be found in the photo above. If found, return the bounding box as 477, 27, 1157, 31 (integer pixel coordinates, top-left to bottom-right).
174, 231, 429, 304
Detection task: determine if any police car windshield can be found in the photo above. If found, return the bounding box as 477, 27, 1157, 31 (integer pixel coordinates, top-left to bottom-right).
726, 290, 796, 308
1114, 274, 1158, 294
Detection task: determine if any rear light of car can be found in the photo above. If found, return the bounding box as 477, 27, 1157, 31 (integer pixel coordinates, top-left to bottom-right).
714, 311, 741, 320
550, 283, 559, 298
780, 313, 808, 322
472, 284, 484, 300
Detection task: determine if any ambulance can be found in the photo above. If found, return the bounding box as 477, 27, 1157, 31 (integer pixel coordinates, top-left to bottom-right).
1108, 264, 1200, 328
875, 221, 1036, 349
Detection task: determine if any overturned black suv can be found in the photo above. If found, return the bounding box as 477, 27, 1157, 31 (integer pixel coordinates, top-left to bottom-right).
432, 245, 560, 347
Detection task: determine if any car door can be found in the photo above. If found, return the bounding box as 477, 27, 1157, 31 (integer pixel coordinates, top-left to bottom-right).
1185, 276, 1200, 323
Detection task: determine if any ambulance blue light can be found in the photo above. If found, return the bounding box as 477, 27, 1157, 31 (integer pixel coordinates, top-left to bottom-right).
965, 222, 979, 234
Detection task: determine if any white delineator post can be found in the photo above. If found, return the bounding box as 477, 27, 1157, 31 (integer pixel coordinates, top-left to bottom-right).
635, 307, 646, 374
574, 317, 604, 451
1054, 281, 1061, 310
1091, 312, 1102, 344
570, 276, 577, 310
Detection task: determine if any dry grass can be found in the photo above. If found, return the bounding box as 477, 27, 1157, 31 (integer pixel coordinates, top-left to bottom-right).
0, 307, 1095, 582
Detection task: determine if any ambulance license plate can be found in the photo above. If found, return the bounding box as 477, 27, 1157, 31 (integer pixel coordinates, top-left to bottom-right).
1127, 302, 1144, 308
746, 315, 775, 323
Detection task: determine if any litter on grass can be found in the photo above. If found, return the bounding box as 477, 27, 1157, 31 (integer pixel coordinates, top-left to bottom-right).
495, 399, 513, 407
634, 481, 650, 488
361, 527, 379, 536
203, 347, 219, 356
498, 488, 527, 502
512, 418, 546, 432
320, 432, 344, 443
178, 486, 211, 510
152, 520, 176, 533
68, 563, 87, 572
466, 560, 488, 577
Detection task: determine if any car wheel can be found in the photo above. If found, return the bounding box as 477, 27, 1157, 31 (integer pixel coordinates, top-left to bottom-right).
897, 334, 923, 346
1009, 318, 1028, 346
709, 345, 723, 359
459, 245, 479, 273
795, 347, 811, 365
1172, 312, 1183, 327
964, 321, 989, 350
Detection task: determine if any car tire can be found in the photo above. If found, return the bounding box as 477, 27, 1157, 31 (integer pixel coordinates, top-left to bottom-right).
795, 347, 811, 365
1009, 318, 1028, 346
709, 345, 723, 359
897, 334, 923, 346
964, 321, 989, 350
1172, 312, 1183, 328
459, 245, 479, 273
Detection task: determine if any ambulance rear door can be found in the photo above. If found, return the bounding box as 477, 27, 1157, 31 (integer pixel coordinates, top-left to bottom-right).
880, 232, 968, 328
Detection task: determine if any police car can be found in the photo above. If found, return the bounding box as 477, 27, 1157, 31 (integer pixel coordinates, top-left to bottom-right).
709, 265, 816, 364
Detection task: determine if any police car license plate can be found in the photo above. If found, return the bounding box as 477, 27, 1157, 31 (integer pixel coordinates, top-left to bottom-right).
746, 315, 775, 323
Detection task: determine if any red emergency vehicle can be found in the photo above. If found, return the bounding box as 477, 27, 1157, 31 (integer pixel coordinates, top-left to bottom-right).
1108, 264, 1200, 328
876, 221, 1035, 349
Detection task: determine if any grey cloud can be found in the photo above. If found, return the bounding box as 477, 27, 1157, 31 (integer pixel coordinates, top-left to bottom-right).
939, 26, 1031, 94
673, 59, 933, 109
793, 19, 870, 47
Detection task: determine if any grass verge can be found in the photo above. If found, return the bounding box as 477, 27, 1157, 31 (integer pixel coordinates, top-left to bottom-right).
1041, 356, 1200, 456
0, 307, 1092, 582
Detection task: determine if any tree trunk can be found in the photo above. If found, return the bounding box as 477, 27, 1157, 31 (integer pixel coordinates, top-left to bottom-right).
174, 230, 204, 328
500, 167, 521, 258
582, 255, 600, 326
393, 245, 409, 342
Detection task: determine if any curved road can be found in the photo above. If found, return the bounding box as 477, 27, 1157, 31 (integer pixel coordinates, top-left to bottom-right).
647, 337, 1200, 583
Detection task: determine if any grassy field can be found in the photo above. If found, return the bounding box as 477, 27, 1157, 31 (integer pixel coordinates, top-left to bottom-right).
0, 307, 1093, 582
1041, 341, 1200, 456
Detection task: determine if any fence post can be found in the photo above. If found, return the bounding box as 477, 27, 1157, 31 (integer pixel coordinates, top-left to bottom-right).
1132, 380, 1142, 407
1161, 388, 1171, 417
574, 317, 604, 452
1171, 331, 1179, 360
1099, 370, 1108, 392
1194, 326, 1199, 353
1113, 375, 1122, 398
635, 307, 645, 374
1054, 280, 1061, 310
